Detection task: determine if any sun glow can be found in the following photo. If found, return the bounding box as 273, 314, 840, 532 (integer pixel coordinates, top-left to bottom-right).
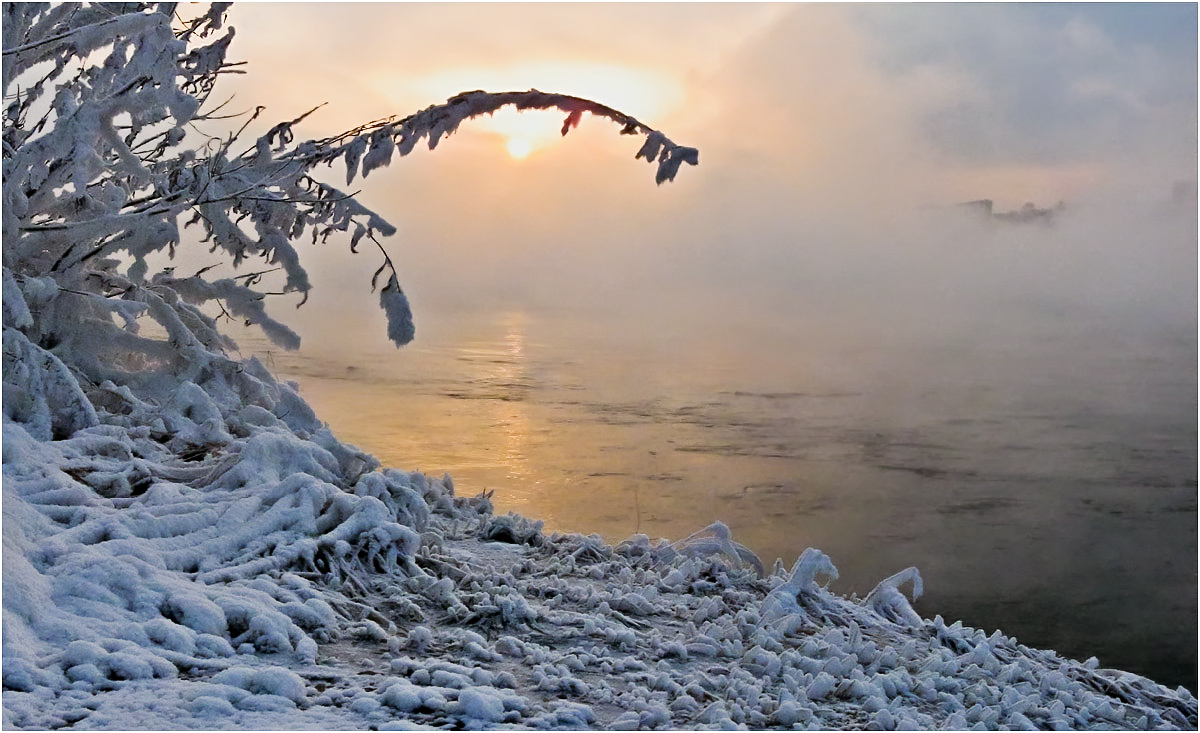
486, 107, 562, 160
505, 136, 535, 160
405, 61, 684, 160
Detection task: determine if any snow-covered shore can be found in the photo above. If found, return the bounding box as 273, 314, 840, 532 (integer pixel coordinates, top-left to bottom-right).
3, 348, 1197, 731
2, 4, 1195, 728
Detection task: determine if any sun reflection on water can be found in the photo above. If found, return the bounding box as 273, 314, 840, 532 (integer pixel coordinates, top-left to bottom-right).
494, 314, 533, 488
237, 304, 1197, 692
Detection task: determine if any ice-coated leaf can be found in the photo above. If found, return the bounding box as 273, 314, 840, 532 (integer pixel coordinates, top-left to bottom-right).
635, 130, 666, 163
670, 521, 765, 577
343, 137, 367, 185
361, 129, 396, 178
787, 547, 839, 592
380, 274, 415, 346
561, 109, 583, 136
656, 146, 700, 185
2, 267, 33, 329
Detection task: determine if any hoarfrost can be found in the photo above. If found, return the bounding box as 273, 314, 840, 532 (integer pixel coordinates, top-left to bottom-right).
380, 275, 416, 347
863, 566, 925, 628
669, 520, 765, 577
2, 2, 1195, 731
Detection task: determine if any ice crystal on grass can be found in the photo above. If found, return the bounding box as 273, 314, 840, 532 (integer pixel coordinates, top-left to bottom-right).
863, 566, 924, 628
2, 3, 1196, 731
667, 520, 766, 577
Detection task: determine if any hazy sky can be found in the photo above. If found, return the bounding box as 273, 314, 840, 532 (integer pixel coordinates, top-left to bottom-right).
208, 3, 1196, 349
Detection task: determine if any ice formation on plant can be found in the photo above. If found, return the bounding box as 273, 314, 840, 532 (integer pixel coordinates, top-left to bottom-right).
3, 3, 1197, 731
1, 1, 697, 723
666, 520, 766, 577
863, 566, 924, 628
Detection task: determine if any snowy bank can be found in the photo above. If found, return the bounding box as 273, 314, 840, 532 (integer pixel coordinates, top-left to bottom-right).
2, 4, 1195, 730
3, 345, 1197, 730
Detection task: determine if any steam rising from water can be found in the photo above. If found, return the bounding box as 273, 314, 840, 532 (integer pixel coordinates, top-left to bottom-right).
205, 0, 1196, 690
240, 198, 1197, 688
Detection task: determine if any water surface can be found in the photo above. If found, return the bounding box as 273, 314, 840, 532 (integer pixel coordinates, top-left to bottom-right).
240, 288, 1197, 691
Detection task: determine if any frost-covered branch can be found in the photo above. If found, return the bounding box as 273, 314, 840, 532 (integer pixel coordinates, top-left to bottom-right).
287, 88, 700, 187
2, 1, 699, 456
5, 9, 1200, 730
863, 566, 923, 628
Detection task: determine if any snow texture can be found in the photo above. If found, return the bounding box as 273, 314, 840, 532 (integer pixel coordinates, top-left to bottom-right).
4, 346, 1198, 729
2, 3, 1196, 731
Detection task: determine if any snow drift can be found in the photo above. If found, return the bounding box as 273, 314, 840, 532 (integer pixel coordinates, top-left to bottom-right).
4, 352, 1198, 728
2, 3, 1196, 730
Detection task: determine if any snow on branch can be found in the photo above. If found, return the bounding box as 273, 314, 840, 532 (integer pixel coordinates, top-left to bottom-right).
300, 89, 700, 187
760, 548, 840, 630
248, 88, 698, 343
668, 520, 764, 577
2, 1, 701, 467
863, 566, 924, 628
4, 1, 699, 380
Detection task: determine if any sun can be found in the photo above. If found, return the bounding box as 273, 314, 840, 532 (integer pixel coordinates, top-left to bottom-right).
479, 106, 564, 160
486, 108, 558, 160
505, 136, 535, 160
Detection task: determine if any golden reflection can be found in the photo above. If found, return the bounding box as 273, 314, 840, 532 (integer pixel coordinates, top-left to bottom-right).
500, 315, 531, 487
461, 312, 535, 496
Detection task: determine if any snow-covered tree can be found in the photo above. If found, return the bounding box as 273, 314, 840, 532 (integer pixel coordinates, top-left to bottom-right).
5, 8, 1198, 729
2, 1, 697, 439
1, 2, 703, 710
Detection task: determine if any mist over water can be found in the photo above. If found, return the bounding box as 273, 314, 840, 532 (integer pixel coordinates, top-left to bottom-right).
236, 199, 1197, 692
145, 0, 1197, 697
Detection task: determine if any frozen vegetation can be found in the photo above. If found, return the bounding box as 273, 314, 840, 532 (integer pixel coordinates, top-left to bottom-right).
5, 365, 1200, 730
2, 3, 1197, 730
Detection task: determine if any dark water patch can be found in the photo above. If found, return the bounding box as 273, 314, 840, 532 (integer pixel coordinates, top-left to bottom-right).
722, 390, 862, 399
442, 390, 527, 402
723, 390, 812, 399
673, 443, 808, 460
739, 483, 793, 496
876, 463, 980, 480
885, 440, 947, 450
935, 497, 1018, 515
456, 356, 520, 365
671, 402, 731, 415
1080, 496, 1199, 519
1162, 502, 1198, 513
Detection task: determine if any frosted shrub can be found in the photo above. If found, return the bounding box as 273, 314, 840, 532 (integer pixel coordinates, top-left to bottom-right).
6, 6, 1197, 731
2, 0, 695, 703
2, 3, 698, 376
